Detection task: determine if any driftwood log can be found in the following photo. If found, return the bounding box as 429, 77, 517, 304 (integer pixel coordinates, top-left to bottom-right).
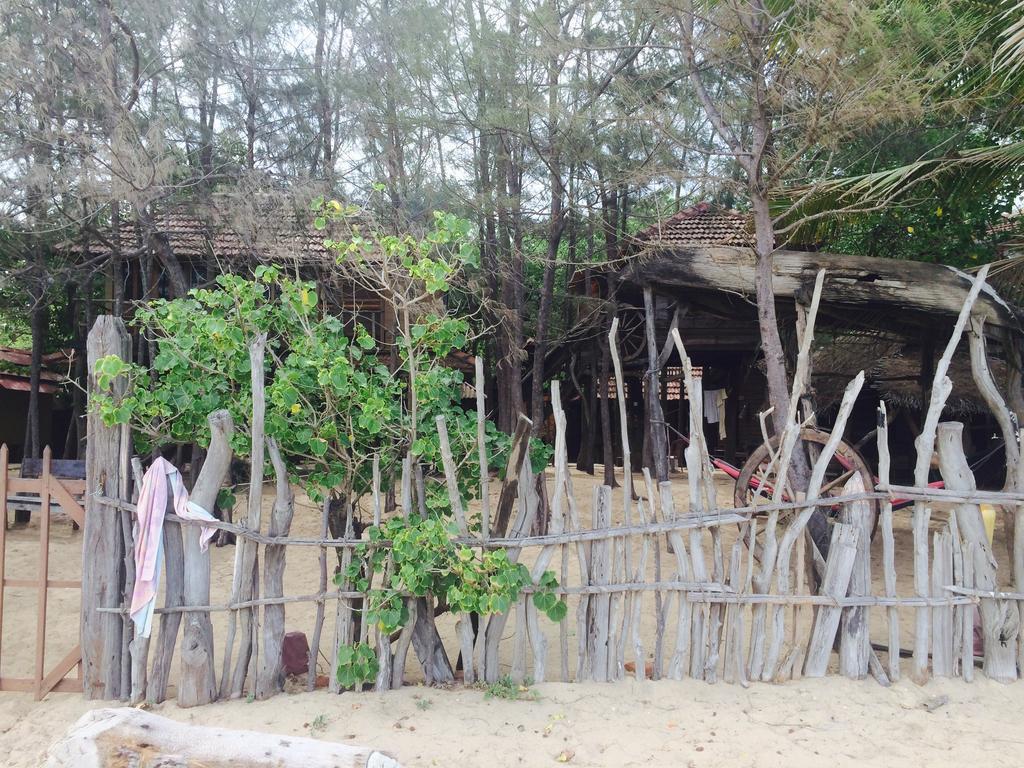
44, 708, 400, 768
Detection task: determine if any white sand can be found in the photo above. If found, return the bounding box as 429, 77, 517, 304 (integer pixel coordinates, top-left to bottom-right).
4, 677, 1024, 767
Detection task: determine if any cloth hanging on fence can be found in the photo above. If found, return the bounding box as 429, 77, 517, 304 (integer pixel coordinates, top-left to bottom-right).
130, 457, 217, 638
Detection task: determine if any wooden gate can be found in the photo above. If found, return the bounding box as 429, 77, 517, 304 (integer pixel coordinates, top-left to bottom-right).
0, 445, 87, 698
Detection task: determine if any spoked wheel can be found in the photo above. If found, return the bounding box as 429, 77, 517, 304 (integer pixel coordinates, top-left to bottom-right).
733, 428, 879, 563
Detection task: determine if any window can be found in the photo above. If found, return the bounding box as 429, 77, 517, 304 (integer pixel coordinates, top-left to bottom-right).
665, 367, 682, 401
341, 301, 386, 344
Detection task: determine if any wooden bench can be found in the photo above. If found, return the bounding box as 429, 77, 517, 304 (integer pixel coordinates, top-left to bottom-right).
9, 457, 86, 527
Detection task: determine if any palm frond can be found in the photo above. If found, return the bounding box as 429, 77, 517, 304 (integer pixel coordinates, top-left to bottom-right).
995, 0, 1024, 76
968, 241, 1024, 306
773, 141, 1024, 241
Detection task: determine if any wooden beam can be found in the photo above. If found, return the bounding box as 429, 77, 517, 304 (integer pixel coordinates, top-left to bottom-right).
625, 246, 1016, 329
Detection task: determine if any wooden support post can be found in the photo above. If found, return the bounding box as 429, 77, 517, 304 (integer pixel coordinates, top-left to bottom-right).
82, 315, 131, 700
839, 474, 871, 679
255, 438, 295, 699
436, 414, 475, 683
308, 496, 330, 691
877, 403, 901, 681
222, 334, 267, 699
587, 485, 613, 681
483, 458, 539, 682
643, 287, 671, 483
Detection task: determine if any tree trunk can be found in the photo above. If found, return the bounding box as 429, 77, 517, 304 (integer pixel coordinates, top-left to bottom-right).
25, 290, 47, 460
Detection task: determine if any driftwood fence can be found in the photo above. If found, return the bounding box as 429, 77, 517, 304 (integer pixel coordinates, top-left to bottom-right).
79, 265, 1024, 705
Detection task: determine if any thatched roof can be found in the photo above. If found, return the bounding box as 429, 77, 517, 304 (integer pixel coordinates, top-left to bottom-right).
808, 331, 1002, 414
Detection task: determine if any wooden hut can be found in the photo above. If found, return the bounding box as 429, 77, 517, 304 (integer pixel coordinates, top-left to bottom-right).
566, 204, 1023, 487
73, 201, 396, 346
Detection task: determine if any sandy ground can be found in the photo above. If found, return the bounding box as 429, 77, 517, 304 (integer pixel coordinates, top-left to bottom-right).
1, 466, 1021, 766
4, 677, 1024, 767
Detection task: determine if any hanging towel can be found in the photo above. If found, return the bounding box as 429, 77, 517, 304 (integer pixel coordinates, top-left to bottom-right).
702, 389, 729, 439
130, 457, 218, 638
716, 390, 728, 440
703, 389, 724, 423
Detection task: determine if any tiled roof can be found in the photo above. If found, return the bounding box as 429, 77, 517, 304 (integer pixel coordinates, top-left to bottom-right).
75, 206, 339, 265
632, 203, 753, 249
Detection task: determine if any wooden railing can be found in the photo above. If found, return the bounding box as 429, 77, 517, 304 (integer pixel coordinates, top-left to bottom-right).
0, 445, 86, 699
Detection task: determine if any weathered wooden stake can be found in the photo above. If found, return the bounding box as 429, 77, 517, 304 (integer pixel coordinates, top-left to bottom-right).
82, 316, 131, 700
178, 409, 234, 707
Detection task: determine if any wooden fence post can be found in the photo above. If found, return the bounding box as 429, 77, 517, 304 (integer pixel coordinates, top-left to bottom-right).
178, 409, 235, 707
82, 315, 131, 700
936, 421, 1019, 682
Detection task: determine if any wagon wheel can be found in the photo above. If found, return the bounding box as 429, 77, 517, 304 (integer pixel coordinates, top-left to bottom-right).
733, 427, 879, 563
614, 306, 647, 362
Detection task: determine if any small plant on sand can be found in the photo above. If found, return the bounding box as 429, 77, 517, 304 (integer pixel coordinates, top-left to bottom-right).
415, 696, 433, 711
309, 713, 329, 736
481, 675, 538, 701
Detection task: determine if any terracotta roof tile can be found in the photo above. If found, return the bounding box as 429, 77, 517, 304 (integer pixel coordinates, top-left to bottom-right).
75, 206, 340, 265
632, 203, 753, 249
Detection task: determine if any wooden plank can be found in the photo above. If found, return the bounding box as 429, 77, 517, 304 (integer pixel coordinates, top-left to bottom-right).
128, 457, 148, 706
48, 478, 85, 527
8, 477, 85, 495
222, 334, 268, 699
148, 516, 183, 703
256, 437, 296, 699
19, 458, 85, 480
307, 497, 329, 692
38, 645, 83, 699
4, 579, 80, 589
931, 530, 954, 677
962, 543, 975, 682
803, 524, 860, 677
35, 447, 52, 700
0, 677, 82, 694
587, 486, 613, 681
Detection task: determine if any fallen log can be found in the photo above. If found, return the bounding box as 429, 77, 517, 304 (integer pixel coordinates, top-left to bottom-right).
45, 708, 401, 768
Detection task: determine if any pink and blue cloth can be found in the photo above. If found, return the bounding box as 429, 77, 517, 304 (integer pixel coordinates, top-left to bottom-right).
130, 457, 218, 638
